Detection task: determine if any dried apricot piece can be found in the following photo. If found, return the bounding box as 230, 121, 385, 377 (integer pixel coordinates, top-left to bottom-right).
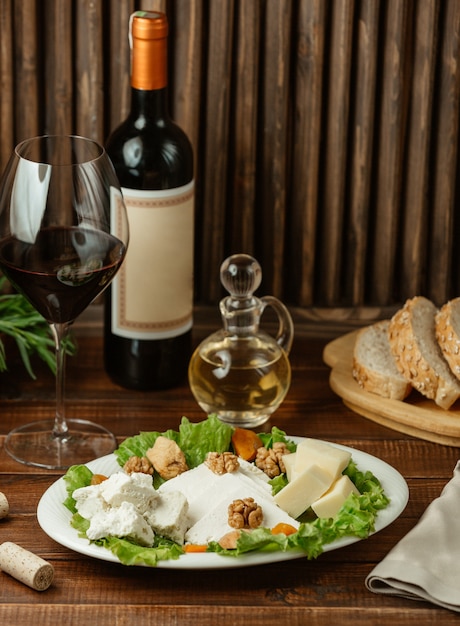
184, 544, 208, 553
90, 474, 108, 485
231, 428, 263, 461
271, 523, 297, 536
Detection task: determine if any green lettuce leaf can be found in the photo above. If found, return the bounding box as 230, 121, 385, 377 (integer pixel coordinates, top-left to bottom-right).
257, 426, 296, 452
268, 473, 289, 495
63, 464, 94, 513
95, 536, 183, 566
176, 415, 234, 467
114, 414, 234, 474
70, 512, 91, 535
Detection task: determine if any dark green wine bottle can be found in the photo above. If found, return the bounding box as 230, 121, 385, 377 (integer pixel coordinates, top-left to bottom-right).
104, 10, 194, 390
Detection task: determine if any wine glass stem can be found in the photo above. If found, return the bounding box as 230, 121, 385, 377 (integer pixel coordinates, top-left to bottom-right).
50, 322, 70, 438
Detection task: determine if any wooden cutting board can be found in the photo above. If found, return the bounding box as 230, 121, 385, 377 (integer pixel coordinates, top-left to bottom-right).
323, 329, 460, 447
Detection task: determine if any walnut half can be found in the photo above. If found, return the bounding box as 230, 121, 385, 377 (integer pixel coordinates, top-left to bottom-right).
255, 442, 291, 478
228, 497, 263, 529
205, 451, 240, 474
123, 456, 154, 476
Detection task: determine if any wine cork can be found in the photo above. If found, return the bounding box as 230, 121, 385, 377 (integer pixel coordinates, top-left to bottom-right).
0, 542, 54, 591
0, 492, 8, 519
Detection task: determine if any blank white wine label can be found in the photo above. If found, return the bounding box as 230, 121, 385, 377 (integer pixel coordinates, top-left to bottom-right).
111, 181, 194, 339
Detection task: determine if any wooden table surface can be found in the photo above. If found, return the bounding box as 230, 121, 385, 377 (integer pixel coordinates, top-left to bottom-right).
0, 313, 459, 625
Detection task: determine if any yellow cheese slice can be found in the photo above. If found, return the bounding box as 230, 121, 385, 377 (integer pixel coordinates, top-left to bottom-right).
311, 475, 360, 519
282, 452, 297, 482
274, 463, 333, 519
294, 439, 351, 481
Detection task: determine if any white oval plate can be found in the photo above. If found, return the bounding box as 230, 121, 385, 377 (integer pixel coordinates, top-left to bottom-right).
37, 437, 409, 570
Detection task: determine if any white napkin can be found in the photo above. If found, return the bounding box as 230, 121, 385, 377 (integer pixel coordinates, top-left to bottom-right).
366, 460, 460, 612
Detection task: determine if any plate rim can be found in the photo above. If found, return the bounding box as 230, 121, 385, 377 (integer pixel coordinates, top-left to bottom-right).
37, 435, 409, 570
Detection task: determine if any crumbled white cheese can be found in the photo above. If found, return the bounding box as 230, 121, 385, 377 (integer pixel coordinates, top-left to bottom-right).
73, 483, 108, 519
98, 471, 158, 513
86, 500, 155, 546
73, 471, 190, 545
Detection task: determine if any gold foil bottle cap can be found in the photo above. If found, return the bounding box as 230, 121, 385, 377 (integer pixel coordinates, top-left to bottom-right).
130, 11, 168, 91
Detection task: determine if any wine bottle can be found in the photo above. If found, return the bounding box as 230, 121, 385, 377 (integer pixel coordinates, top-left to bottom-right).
104, 10, 194, 390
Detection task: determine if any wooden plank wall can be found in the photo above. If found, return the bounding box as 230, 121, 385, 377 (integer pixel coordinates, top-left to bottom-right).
0, 0, 460, 313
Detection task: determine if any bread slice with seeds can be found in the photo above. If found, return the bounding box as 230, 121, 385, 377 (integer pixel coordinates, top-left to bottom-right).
352, 321, 412, 400
388, 296, 460, 409
435, 297, 460, 381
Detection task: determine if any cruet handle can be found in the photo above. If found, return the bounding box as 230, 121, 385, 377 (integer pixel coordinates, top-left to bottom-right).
260, 295, 294, 355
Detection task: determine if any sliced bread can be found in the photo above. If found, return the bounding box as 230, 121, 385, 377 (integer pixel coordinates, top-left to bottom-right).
388, 296, 460, 409
435, 297, 460, 380
352, 320, 412, 400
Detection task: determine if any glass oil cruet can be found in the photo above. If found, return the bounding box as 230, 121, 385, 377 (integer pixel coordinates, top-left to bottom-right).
188, 253, 294, 427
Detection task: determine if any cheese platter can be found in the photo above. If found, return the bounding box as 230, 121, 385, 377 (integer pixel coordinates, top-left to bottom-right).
36, 437, 408, 569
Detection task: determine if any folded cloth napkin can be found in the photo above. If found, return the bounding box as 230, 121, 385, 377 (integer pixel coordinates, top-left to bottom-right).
366, 460, 460, 613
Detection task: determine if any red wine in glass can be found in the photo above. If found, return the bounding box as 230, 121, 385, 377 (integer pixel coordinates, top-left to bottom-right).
0, 227, 125, 324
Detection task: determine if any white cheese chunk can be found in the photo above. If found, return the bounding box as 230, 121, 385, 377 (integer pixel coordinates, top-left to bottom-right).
274, 463, 333, 518
293, 439, 351, 482
86, 501, 155, 546
73, 483, 108, 519
144, 491, 189, 544
311, 475, 360, 519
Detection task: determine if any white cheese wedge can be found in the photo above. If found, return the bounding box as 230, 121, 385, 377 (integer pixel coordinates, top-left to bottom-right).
185, 482, 299, 545
86, 500, 155, 546
311, 475, 360, 519
188, 471, 271, 526
293, 439, 351, 482
237, 458, 271, 483
274, 463, 333, 519
144, 491, 189, 544
158, 464, 219, 504
159, 461, 272, 527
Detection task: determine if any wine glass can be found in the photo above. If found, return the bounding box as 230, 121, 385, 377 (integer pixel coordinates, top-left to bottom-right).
0, 135, 129, 469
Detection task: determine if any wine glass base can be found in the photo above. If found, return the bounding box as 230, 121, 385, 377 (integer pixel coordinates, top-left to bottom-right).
5, 419, 117, 470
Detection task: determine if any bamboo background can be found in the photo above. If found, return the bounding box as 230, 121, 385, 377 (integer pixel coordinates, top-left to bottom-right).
1, 0, 460, 315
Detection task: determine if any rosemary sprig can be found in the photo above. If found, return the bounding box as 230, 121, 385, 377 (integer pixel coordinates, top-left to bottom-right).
0, 277, 76, 379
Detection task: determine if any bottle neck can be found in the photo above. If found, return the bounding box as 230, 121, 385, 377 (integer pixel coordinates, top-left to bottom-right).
129, 87, 170, 123
220, 296, 262, 336
130, 23, 169, 123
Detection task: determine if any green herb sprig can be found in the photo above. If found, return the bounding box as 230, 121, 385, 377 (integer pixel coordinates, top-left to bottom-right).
0, 277, 75, 378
